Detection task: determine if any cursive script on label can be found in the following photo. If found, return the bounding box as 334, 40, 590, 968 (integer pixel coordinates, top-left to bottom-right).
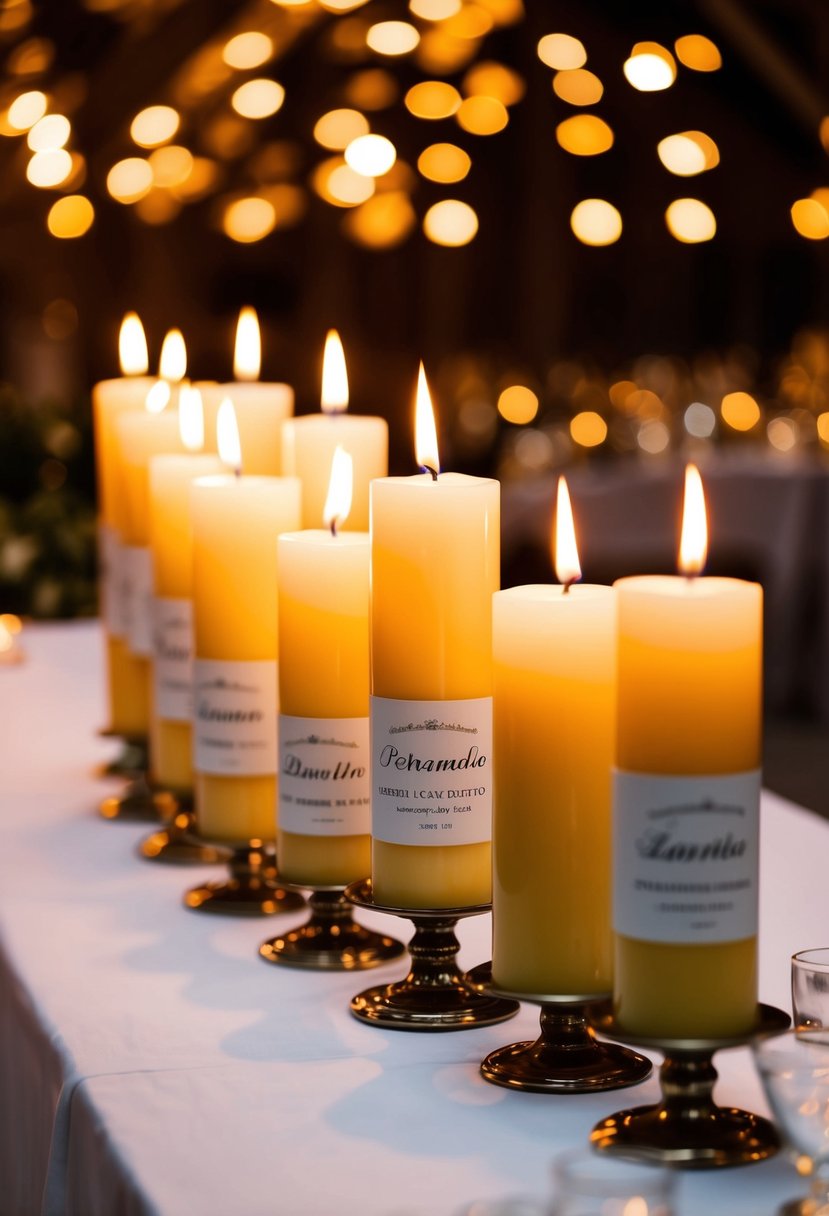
282, 754, 365, 782
378, 744, 486, 772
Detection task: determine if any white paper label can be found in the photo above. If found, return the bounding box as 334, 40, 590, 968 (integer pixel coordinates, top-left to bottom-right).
193, 659, 278, 776
122, 545, 154, 657
613, 768, 761, 944
100, 526, 128, 637
279, 714, 370, 836
370, 696, 493, 847
152, 598, 193, 722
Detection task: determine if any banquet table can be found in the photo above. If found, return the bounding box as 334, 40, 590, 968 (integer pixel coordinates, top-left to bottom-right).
0, 622, 825, 1216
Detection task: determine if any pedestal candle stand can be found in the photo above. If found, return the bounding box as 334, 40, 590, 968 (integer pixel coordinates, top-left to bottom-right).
98, 731, 158, 822
343, 879, 519, 1031
590, 1004, 790, 1168
97, 729, 149, 779
259, 883, 406, 971
138, 791, 229, 866
184, 840, 305, 917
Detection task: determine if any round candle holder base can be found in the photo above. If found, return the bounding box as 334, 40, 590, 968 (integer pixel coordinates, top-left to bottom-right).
96, 730, 148, 779
259, 885, 406, 971
590, 1003, 790, 1169
99, 769, 160, 823
138, 792, 230, 866
184, 841, 305, 917
343, 879, 520, 1032
464, 963, 652, 1094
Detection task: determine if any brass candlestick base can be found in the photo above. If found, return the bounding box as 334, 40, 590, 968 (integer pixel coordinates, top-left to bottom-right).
184, 841, 305, 917
590, 1003, 790, 1169
464, 963, 652, 1094
259, 885, 406, 971
138, 792, 230, 866
96, 730, 148, 778
343, 879, 520, 1032
99, 769, 160, 823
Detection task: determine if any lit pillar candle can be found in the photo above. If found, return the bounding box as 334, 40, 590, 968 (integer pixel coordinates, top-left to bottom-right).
191, 399, 301, 844
277, 447, 371, 886
492, 479, 616, 994
370, 365, 498, 909
148, 387, 223, 792
613, 465, 762, 1038
92, 312, 154, 736
201, 308, 293, 473
282, 330, 388, 531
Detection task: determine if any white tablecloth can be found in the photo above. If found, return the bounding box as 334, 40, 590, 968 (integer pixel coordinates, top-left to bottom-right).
0, 623, 824, 1216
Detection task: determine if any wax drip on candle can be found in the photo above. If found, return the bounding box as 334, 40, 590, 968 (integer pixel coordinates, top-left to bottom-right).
554, 475, 581, 593
321, 329, 349, 416
217, 397, 243, 477
323, 444, 353, 537
415, 362, 440, 480
679, 462, 708, 580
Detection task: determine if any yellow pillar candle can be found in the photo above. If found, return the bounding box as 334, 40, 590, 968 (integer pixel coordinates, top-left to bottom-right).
148, 388, 223, 793
282, 330, 388, 531
370, 365, 498, 910
92, 312, 154, 736
278, 448, 371, 886
492, 479, 616, 995
613, 465, 762, 1039
201, 308, 293, 472
192, 400, 301, 844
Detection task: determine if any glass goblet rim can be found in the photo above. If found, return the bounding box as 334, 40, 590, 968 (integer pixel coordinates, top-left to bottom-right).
793, 948, 829, 972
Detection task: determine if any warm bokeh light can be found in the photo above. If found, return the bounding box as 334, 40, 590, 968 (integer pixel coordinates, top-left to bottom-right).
145, 379, 171, 415
721, 390, 760, 432
417, 142, 471, 183
344, 133, 396, 176
217, 398, 242, 472
638, 419, 671, 454
462, 60, 525, 106
344, 68, 398, 110
8, 89, 47, 130
570, 198, 622, 245
678, 463, 707, 575
415, 362, 440, 474
409, 0, 461, 17
222, 32, 273, 70
322, 329, 349, 412
312, 157, 374, 206
170, 156, 218, 202
46, 194, 93, 238
159, 329, 187, 382
107, 157, 153, 203
26, 148, 72, 187
675, 34, 722, 72
231, 79, 285, 119
817, 412, 829, 447
323, 445, 353, 531
313, 108, 369, 150
684, 402, 716, 438
569, 410, 608, 446
9, 38, 53, 77
791, 198, 829, 240
119, 312, 149, 376
657, 131, 719, 176
442, 6, 493, 37
623, 42, 677, 91
554, 476, 581, 586
423, 199, 478, 246
456, 95, 508, 135
552, 69, 603, 106
179, 385, 205, 451
417, 29, 478, 74
497, 385, 539, 424
130, 105, 180, 148
767, 416, 798, 453
405, 80, 461, 119
234, 307, 261, 381
537, 33, 586, 71
556, 114, 613, 156
223, 196, 276, 241
27, 113, 69, 151
665, 197, 716, 242
366, 21, 420, 56
149, 145, 194, 188
343, 191, 416, 247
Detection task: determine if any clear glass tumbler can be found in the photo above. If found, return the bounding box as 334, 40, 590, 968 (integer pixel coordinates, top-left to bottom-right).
550, 1149, 676, 1216
793, 949, 829, 1030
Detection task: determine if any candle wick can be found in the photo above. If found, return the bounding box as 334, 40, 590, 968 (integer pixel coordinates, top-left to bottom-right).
424, 465, 438, 482
563, 579, 574, 595
234, 465, 242, 480
330, 518, 338, 538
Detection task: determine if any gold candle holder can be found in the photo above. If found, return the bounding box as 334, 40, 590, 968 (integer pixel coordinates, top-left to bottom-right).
464, 963, 651, 1093
138, 791, 230, 866
98, 730, 160, 821
96, 729, 149, 779
184, 840, 304, 917
343, 879, 519, 1031
259, 884, 406, 971
590, 1003, 790, 1169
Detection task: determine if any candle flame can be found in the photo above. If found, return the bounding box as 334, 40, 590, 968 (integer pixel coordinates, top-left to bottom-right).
179, 384, 204, 451
321, 329, 349, 413
554, 476, 581, 587
679, 462, 708, 575
415, 362, 440, 476
119, 312, 148, 376
217, 397, 242, 473
159, 328, 187, 383
145, 378, 171, 414
323, 445, 353, 533
234, 306, 261, 381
